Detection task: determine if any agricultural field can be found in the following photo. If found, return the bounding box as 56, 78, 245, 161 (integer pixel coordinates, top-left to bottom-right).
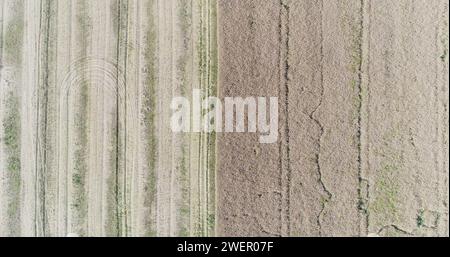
0, 0, 448, 237
0, 0, 217, 237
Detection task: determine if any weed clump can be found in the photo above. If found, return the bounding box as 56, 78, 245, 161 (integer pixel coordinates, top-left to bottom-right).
416, 209, 425, 228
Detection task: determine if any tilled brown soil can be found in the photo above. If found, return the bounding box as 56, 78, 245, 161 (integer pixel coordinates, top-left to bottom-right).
217, 0, 449, 237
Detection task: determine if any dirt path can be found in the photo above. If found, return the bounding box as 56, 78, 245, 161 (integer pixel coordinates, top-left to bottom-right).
217, 0, 449, 237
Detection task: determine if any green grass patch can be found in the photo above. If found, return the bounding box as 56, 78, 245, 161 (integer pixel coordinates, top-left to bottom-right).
2, 91, 21, 235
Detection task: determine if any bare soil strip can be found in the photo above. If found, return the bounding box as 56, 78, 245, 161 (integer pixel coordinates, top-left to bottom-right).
217, 0, 283, 236
363, 0, 449, 236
